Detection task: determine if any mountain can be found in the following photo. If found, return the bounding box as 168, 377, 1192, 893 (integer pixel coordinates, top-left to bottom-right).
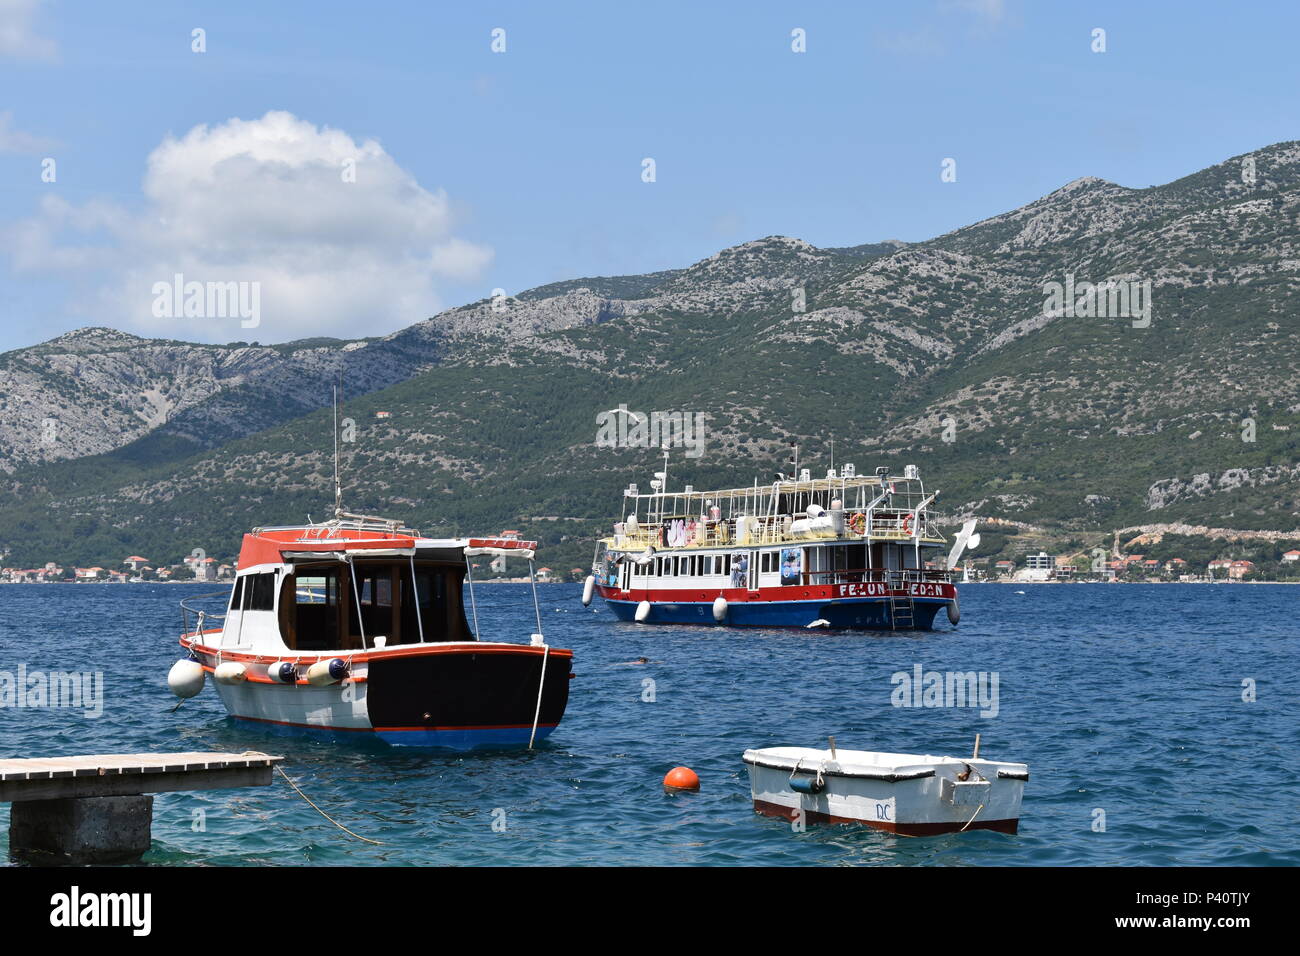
1, 141, 1298, 573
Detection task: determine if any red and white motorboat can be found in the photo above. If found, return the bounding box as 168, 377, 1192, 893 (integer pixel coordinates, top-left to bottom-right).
168, 514, 572, 750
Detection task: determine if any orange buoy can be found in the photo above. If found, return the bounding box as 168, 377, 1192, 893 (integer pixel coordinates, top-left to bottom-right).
663, 766, 700, 791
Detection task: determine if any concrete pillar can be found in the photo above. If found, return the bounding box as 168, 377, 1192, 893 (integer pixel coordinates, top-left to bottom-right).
9, 795, 153, 865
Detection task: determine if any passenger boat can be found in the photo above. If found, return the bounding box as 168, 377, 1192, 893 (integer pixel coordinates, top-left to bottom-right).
584, 460, 978, 630
743, 739, 1027, 835
167, 514, 573, 749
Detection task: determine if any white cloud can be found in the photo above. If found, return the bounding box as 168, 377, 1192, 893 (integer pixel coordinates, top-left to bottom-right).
949, 0, 1006, 23
0, 0, 57, 60
5, 111, 494, 341
430, 237, 495, 281
877, 0, 1012, 55
0, 111, 55, 153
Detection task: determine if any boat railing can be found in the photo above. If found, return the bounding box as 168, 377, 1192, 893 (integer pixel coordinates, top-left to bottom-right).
180, 590, 230, 638
802, 568, 952, 587
608, 514, 943, 551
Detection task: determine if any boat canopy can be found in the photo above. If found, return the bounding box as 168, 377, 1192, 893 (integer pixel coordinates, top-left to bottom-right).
237, 525, 538, 570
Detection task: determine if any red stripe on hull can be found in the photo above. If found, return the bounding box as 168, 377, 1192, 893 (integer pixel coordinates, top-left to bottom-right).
181, 638, 572, 665
752, 798, 1018, 836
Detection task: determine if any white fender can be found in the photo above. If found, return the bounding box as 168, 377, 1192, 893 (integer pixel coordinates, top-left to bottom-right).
712, 596, 728, 622
213, 661, 247, 685
634, 600, 651, 623
947, 592, 961, 625
307, 658, 348, 685
582, 575, 596, 607
167, 658, 205, 698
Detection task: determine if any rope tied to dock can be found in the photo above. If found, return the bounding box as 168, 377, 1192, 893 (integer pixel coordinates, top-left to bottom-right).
240, 751, 385, 846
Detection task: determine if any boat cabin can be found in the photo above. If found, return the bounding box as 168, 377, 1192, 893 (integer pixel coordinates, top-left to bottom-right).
215, 523, 536, 653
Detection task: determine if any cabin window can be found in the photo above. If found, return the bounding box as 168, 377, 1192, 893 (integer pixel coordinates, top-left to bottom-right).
228, 576, 244, 611
399, 568, 445, 644
286, 569, 341, 650
353, 566, 395, 637
247, 572, 276, 611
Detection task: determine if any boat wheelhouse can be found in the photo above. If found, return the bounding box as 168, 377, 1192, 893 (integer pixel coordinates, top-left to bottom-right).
585, 462, 976, 630
169, 513, 573, 749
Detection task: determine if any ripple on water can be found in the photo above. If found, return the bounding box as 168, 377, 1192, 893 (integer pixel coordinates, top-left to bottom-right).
0, 582, 1297, 865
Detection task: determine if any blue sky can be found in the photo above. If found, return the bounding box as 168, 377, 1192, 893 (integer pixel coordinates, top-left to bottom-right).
2, 0, 1298, 351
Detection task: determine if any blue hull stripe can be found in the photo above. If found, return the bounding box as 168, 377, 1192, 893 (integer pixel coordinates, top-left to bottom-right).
231, 715, 558, 751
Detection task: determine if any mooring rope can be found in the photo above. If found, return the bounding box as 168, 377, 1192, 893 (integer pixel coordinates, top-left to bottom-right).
527, 644, 550, 750
239, 750, 385, 846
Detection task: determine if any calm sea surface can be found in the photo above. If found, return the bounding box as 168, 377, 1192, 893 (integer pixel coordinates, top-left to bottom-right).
0, 582, 1296, 866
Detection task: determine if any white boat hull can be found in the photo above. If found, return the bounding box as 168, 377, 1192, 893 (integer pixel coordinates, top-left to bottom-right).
744, 746, 1027, 836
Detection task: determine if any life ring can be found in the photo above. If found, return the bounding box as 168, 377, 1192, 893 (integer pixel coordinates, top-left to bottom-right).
849, 512, 866, 535
901, 514, 913, 536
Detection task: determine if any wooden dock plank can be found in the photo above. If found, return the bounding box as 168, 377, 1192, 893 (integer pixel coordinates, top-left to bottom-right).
0, 752, 282, 801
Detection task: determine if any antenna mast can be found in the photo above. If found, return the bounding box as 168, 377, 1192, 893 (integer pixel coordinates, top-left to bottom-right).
333, 384, 342, 518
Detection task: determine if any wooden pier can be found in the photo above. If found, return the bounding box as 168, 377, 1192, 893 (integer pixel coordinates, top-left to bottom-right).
0, 752, 282, 864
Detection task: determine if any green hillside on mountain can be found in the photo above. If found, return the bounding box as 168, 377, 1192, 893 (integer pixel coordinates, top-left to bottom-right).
1, 141, 1298, 574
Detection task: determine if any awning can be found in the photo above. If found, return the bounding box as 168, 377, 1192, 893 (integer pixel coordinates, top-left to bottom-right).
464, 546, 536, 559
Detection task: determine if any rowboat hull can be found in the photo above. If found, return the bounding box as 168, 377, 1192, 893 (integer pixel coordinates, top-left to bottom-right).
744, 746, 1027, 836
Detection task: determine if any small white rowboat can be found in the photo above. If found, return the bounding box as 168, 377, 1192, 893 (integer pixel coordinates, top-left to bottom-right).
743, 743, 1028, 836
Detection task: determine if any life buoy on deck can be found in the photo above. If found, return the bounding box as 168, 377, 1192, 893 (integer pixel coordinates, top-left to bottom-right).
901, 514, 914, 536
849, 512, 866, 535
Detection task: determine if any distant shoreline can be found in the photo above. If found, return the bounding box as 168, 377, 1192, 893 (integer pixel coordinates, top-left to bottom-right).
4, 578, 1299, 586
972, 579, 1300, 585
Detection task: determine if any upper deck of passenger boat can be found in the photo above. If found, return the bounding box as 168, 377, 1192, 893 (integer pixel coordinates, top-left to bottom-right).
603, 465, 948, 553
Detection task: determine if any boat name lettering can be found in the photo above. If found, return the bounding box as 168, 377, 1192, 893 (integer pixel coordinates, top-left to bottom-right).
836, 583, 890, 597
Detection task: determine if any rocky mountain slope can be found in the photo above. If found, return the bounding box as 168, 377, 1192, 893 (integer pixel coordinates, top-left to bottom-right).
1, 141, 1297, 571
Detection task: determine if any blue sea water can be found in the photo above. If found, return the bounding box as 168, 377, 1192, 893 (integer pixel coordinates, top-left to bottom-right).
0, 581, 1296, 866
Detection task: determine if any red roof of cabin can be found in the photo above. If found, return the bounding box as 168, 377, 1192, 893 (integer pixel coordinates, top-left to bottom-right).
237, 528, 417, 570
236, 528, 538, 570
